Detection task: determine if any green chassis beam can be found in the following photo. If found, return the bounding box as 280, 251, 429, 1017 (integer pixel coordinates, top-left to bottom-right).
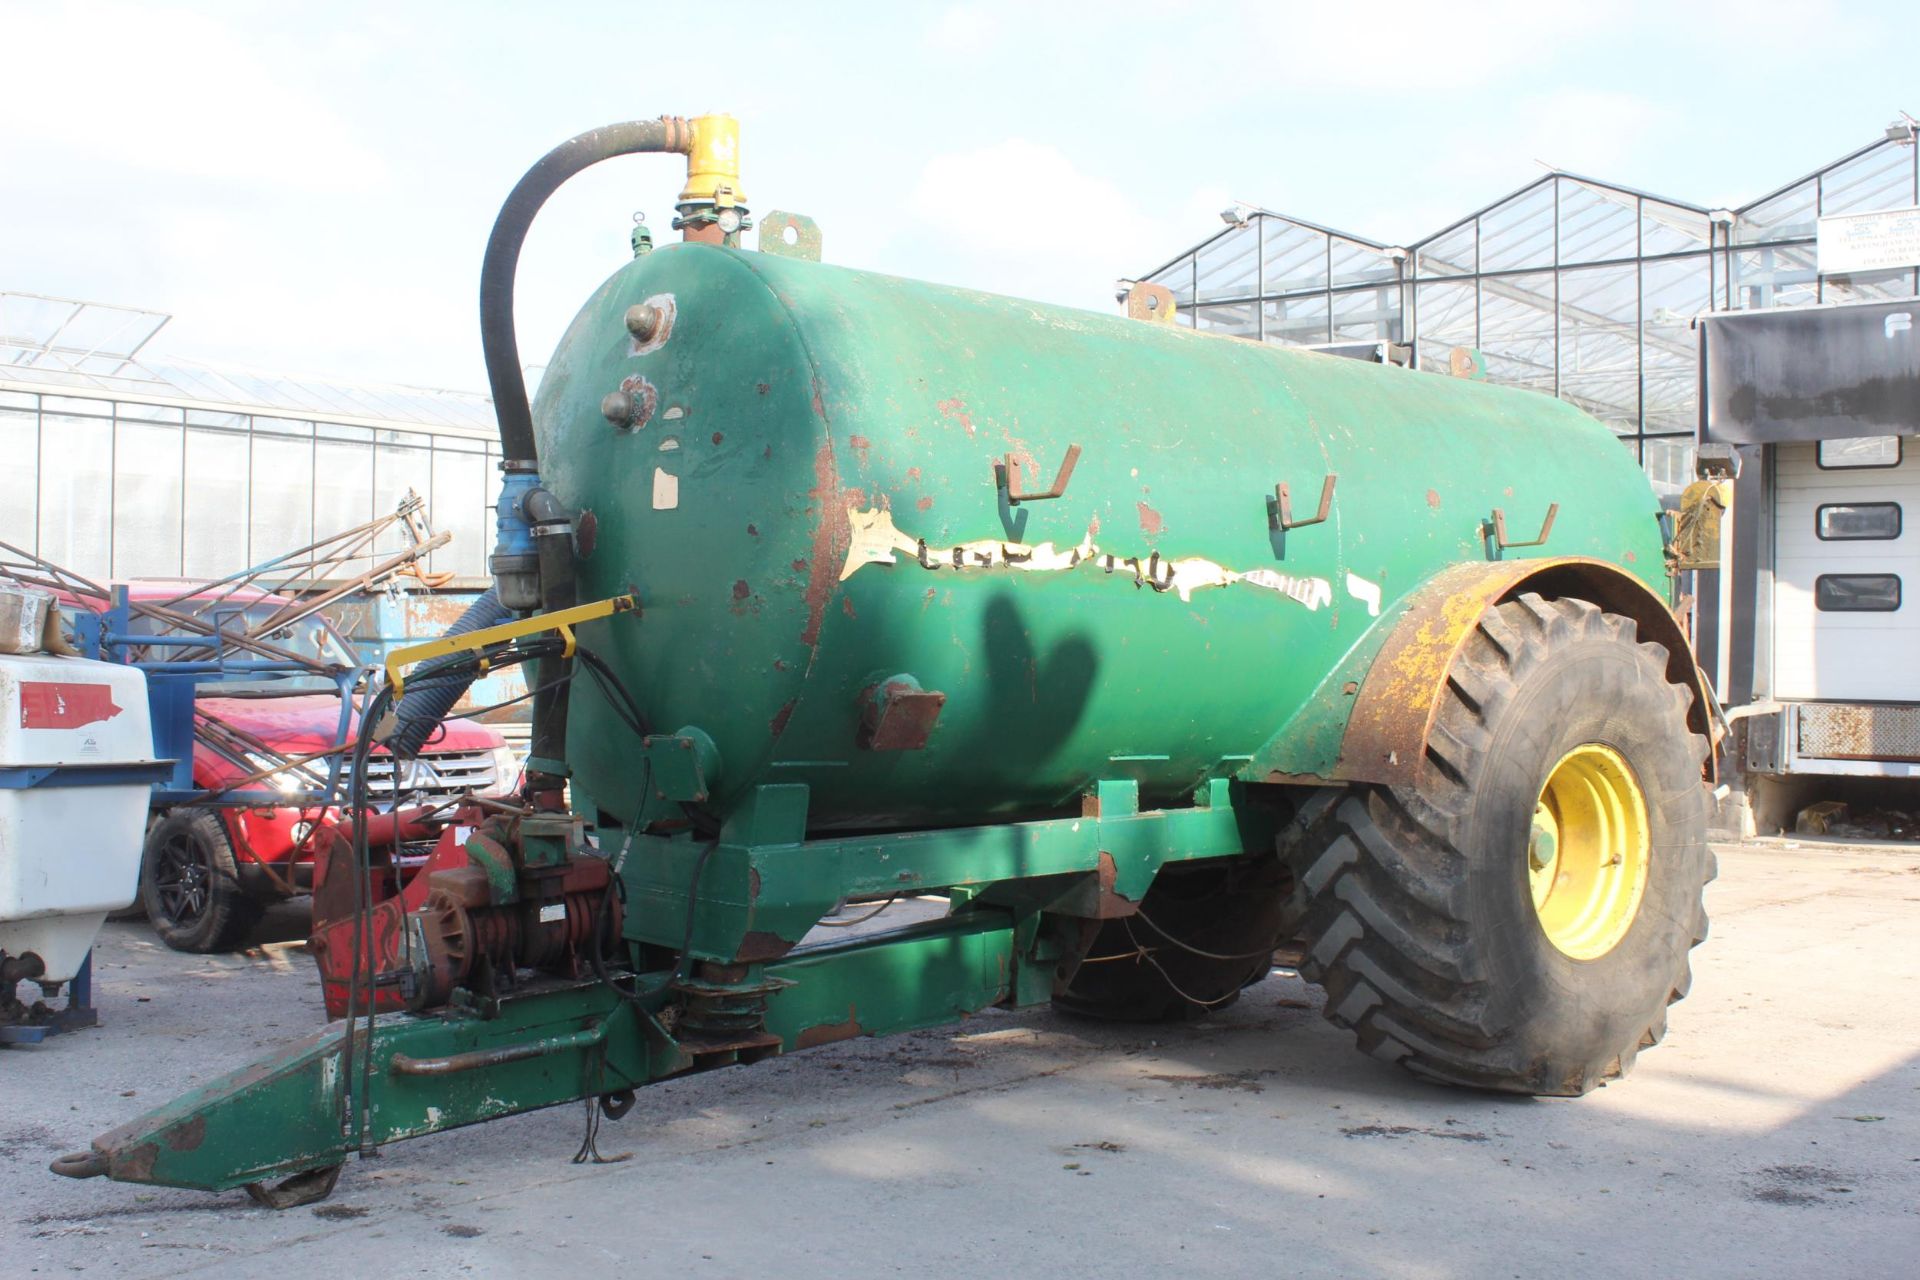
620, 777, 1273, 963
67, 781, 1276, 1197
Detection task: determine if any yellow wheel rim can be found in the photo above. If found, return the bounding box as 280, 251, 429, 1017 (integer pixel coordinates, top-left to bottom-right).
1528, 744, 1651, 960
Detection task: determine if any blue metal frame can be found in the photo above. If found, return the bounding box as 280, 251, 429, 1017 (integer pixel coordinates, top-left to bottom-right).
69, 587, 366, 809
0, 761, 175, 789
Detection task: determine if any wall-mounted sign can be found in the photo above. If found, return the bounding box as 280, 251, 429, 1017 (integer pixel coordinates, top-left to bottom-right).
1817, 205, 1920, 275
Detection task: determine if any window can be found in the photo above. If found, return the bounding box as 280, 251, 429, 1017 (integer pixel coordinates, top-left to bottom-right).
1817, 503, 1902, 540
1815, 574, 1901, 612
1817, 437, 1902, 469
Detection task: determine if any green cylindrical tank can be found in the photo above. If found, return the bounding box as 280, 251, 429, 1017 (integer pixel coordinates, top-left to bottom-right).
533, 244, 1665, 829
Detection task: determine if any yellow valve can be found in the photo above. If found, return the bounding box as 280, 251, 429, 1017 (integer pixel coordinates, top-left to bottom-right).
384, 595, 637, 697
679, 112, 745, 207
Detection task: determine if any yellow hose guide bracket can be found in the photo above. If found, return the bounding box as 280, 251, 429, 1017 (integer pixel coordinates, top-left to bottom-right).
383, 596, 637, 698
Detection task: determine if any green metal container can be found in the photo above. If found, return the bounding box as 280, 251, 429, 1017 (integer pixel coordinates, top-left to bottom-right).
533, 244, 1664, 829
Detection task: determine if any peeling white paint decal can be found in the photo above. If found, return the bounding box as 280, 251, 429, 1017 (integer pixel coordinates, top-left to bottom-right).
1241, 569, 1334, 611
652, 467, 679, 510
1346, 572, 1382, 617
840, 507, 1333, 609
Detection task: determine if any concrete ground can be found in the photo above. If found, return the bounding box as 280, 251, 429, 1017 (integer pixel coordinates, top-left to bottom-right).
4, 842, 1916, 1278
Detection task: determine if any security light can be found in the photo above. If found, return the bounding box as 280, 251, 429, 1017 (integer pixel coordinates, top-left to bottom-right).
1219, 204, 1252, 228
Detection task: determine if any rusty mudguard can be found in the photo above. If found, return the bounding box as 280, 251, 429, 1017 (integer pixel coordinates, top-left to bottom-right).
1331, 557, 1717, 789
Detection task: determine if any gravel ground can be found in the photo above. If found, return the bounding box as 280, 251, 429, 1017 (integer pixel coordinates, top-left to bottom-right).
3, 842, 1917, 1278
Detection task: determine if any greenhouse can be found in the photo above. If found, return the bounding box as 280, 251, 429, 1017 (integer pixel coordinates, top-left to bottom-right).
1138, 129, 1920, 493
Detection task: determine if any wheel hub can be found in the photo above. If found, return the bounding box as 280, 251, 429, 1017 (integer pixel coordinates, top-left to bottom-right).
1529, 743, 1651, 960
155, 835, 212, 924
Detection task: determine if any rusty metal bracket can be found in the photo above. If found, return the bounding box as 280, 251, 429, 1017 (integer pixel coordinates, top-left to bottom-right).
1125, 281, 1177, 323
1003, 444, 1082, 504
858, 676, 947, 751
1490, 503, 1559, 551
758, 211, 822, 261
1273, 474, 1337, 530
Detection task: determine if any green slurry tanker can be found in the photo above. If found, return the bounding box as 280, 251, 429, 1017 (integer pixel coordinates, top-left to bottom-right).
52, 115, 1716, 1207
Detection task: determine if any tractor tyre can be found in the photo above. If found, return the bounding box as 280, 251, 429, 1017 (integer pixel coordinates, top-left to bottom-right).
1282, 593, 1712, 1096
141, 808, 264, 954
1054, 852, 1289, 1022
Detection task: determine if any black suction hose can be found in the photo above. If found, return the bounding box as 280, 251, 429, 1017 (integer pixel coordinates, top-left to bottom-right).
471, 118, 690, 783
373, 120, 690, 780
481, 117, 690, 464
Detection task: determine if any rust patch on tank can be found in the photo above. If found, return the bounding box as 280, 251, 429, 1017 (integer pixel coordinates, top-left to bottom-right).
811, 378, 828, 419
1426, 489, 1441, 509
796, 1007, 864, 1049
575, 509, 598, 558
907, 466, 922, 482
800, 438, 848, 649
791, 558, 808, 573
1136, 501, 1165, 536
756, 382, 771, 395
842, 596, 858, 620
849, 435, 872, 456
616, 374, 658, 430
747, 523, 760, 537
916, 495, 935, 512
937, 397, 975, 436
711, 431, 725, 445
770, 698, 797, 738
733, 580, 752, 600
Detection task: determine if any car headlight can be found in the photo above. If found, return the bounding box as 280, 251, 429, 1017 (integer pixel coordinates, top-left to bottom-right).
240, 751, 323, 797
489, 744, 522, 795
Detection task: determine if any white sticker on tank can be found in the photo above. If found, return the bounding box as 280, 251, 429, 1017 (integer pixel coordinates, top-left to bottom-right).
1346, 572, 1382, 616
652, 467, 679, 510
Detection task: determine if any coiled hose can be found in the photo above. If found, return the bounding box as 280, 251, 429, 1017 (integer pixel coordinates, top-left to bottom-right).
384, 587, 512, 757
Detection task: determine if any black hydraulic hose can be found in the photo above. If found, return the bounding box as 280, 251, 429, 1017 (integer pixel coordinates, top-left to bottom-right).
528, 525, 579, 773
385, 587, 512, 757
480, 117, 690, 464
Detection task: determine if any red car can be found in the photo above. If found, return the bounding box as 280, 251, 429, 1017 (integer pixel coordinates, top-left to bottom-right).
82, 582, 515, 953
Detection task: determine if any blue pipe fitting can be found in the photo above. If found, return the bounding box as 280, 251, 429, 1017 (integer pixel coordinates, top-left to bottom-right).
490, 464, 544, 610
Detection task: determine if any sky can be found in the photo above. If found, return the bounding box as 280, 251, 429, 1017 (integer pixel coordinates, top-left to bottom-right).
1, 0, 1914, 395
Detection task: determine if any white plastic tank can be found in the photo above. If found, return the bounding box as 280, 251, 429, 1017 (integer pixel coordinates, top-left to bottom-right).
0, 652, 159, 985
